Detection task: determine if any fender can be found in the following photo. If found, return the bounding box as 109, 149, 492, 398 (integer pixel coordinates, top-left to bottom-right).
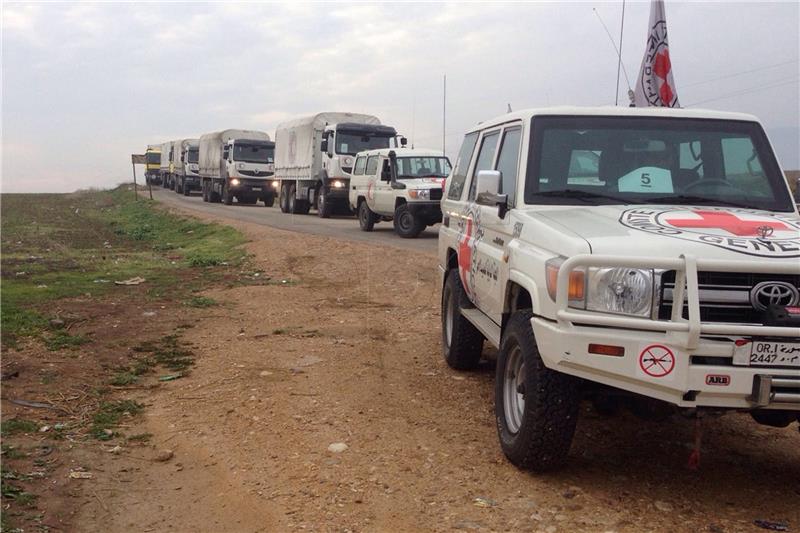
507, 268, 542, 315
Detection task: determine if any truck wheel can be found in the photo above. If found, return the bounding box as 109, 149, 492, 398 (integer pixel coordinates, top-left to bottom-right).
317, 187, 333, 218
279, 185, 289, 213
183, 182, 191, 196
201, 183, 208, 202
263, 193, 275, 207
441, 269, 483, 370
223, 183, 233, 205
495, 310, 580, 472
210, 184, 221, 203
393, 203, 425, 238
358, 201, 376, 232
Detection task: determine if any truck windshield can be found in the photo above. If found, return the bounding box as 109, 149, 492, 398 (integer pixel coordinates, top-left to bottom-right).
187, 148, 199, 163
396, 156, 452, 178
335, 133, 391, 156
526, 116, 794, 212
146, 152, 160, 164
233, 144, 274, 164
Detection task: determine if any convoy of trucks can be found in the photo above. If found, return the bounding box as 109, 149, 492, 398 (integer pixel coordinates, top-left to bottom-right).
142, 106, 799, 471
273, 112, 405, 217
198, 129, 276, 206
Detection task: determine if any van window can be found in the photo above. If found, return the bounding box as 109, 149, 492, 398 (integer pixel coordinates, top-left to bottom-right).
468, 131, 500, 200
495, 127, 521, 205
365, 155, 379, 176
353, 156, 367, 175
447, 132, 479, 200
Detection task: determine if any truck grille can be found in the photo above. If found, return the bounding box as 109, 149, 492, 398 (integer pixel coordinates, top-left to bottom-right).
430, 189, 443, 201
658, 271, 800, 324
238, 170, 272, 177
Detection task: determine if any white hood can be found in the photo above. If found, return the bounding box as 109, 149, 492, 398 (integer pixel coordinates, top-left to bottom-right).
525, 205, 800, 261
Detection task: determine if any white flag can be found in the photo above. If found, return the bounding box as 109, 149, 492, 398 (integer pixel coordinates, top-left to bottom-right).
633, 0, 680, 107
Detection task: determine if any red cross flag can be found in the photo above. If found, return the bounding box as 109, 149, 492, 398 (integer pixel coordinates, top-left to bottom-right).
633, 0, 680, 108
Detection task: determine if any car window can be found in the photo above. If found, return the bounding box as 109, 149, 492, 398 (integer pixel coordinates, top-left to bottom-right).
353, 156, 366, 175
447, 132, 479, 200
365, 155, 379, 176
722, 136, 771, 197
495, 127, 521, 205
468, 130, 500, 200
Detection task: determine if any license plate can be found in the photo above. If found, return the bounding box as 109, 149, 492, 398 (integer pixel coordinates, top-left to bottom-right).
251, 187, 262, 192
747, 341, 800, 367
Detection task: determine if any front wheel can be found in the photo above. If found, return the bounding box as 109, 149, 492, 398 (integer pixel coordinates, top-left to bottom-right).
441, 269, 483, 370
393, 203, 425, 238
358, 201, 376, 231
495, 310, 580, 472
317, 187, 333, 218
223, 183, 233, 205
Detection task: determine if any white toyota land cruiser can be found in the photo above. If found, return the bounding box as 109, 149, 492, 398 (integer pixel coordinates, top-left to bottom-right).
349, 148, 451, 238
438, 106, 800, 471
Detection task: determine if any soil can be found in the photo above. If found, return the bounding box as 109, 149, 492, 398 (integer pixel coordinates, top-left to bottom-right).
5, 205, 799, 533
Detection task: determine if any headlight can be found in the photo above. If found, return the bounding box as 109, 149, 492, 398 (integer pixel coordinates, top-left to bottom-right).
331, 180, 344, 188
230, 178, 240, 186
272, 180, 279, 189
409, 189, 431, 200
586, 267, 654, 317
344, 157, 353, 165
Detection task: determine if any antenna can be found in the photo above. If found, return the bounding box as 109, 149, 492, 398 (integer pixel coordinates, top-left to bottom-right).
593, 6, 632, 103
615, 1, 626, 106
507, 103, 512, 113
411, 93, 416, 149
442, 74, 447, 156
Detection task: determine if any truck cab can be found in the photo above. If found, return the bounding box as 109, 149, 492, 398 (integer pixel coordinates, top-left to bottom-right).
176, 140, 200, 196
316, 123, 400, 217
438, 106, 800, 472
216, 138, 276, 206
145, 146, 161, 185
349, 148, 451, 238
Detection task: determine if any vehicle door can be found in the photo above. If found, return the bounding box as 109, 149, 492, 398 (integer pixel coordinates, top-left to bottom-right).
467, 123, 523, 323
350, 155, 368, 208
374, 157, 396, 214
363, 155, 381, 212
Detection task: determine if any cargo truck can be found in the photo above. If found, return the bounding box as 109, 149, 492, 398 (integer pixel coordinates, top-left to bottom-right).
198, 129, 276, 206
145, 145, 161, 185
173, 138, 200, 196
160, 140, 177, 189
273, 112, 405, 217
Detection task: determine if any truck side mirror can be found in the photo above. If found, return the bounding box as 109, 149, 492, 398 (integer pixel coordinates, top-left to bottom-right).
320, 139, 328, 153
475, 170, 508, 218
400, 137, 408, 147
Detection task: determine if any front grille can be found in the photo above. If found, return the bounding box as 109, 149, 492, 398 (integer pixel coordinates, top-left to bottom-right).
658, 271, 800, 324
430, 189, 443, 201
238, 170, 272, 177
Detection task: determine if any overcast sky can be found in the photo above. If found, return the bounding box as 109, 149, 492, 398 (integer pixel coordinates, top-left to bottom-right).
2, 1, 798, 193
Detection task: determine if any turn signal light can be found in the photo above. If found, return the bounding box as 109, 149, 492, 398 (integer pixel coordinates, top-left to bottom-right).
546, 260, 585, 302
588, 343, 625, 357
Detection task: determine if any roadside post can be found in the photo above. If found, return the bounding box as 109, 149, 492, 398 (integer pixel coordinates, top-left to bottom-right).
131, 154, 145, 201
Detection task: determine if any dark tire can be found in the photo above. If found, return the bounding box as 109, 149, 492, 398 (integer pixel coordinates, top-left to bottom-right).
202, 183, 209, 202
209, 183, 221, 203
358, 200, 376, 231
393, 203, 425, 238
495, 310, 580, 472
223, 183, 233, 205
279, 184, 289, 213
296, 199, 310, 215
183, 182, 191, 196
441, 269, 483, 370
287, 184, 298, 213
317, 187, 333, 218
262, 193, 275, 207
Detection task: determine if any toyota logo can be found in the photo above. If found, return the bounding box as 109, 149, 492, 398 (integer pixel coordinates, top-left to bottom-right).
757, 225, 774, 239
750, 281, 800, 311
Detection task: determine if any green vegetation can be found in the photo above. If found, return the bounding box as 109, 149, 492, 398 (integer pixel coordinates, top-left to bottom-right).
0, 420, 38, 437
1, 187, 247, 348
90, 400, 144, 440
184, 295, 218, 308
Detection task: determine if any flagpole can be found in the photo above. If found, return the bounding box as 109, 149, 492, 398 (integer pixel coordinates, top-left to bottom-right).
442, 74, 447, 156
615, 0, 626, 105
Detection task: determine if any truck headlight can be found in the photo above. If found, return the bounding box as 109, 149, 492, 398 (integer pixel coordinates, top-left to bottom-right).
331, 180, 344, 188
272, 180, 279, 189
586, 267, 654, 317
409, 189, 431, 200
230, 178, 240, 186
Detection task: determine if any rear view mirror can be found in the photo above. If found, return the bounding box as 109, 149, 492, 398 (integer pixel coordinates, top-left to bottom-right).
400, 137, 408, 147
320, 139, 328, 153
475, 170, 508, 218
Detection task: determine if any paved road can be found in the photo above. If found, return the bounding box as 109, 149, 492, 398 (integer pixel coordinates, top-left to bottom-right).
151, 188, 440, 255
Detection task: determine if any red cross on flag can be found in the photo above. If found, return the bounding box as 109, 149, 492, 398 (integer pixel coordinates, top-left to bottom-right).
633, 0, 680, 108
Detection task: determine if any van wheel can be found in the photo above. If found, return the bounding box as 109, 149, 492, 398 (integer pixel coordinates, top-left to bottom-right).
223, 183, 233, 205
495, 310, 580, 472
358, 201, 376, 231
393, 203, 424, 238
317, 187, 333, 218
441, 269, 483, 370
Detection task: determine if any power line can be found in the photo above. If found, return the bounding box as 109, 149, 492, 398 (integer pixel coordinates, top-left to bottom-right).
683, 58, 799, 88
685, 76, 799, 106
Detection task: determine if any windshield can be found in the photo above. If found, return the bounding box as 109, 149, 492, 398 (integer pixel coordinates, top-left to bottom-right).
233, 143, 274, 164
335, 133, 392, 155
146, 152, 160, 164
187, 148, 199, 164
396, 156, 452, 178
526, 116, 793, 212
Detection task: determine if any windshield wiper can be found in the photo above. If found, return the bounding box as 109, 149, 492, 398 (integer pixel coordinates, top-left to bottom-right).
645, 195, 756, 209
535, 189, 639, 204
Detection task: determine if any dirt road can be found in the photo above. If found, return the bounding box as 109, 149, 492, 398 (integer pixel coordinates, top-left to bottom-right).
151, 188, 440, 255
73, 197, 799, 532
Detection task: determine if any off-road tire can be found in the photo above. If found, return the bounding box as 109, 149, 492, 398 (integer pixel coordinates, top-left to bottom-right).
393, 203, 425, 238
441, 269, 483, 370
495, 310, 580, 472
317, 187, 333, 218
358, 201, 376, 231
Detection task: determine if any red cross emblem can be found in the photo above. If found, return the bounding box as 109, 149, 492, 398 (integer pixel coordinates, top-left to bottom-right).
457, 218, 474, 295
653, 50, 674, 104
665, 210, 789, 237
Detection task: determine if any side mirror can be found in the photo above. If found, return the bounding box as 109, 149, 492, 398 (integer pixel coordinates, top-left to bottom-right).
475, 170, 509, 218
400, 136, 408, 147
320, 139, 328, 153
380, 169, 391, 182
